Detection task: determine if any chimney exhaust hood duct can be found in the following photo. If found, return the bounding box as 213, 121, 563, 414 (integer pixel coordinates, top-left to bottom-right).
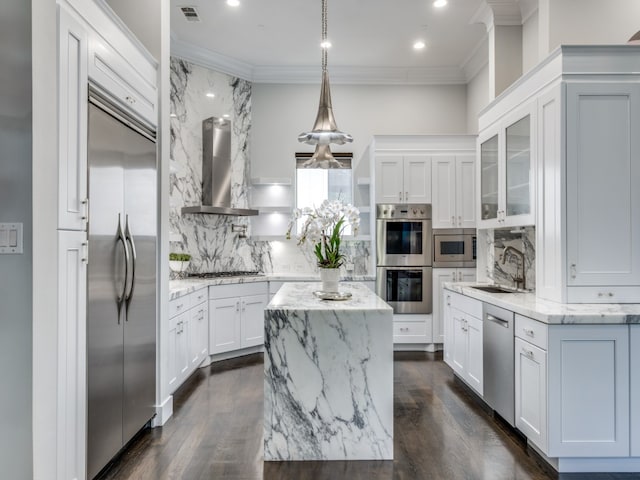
181, 117, 258, 216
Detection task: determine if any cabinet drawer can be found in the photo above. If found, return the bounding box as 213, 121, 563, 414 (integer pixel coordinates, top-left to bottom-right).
190, 302, 207, 321
169, 295, 189, 318
209, 281, 268, 300
190, 288, 208, 308
447, 290, 482, 319
515, 314, 548, 350
394, 321, 428, 342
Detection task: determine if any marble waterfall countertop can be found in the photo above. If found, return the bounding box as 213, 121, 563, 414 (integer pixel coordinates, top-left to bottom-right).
264, 282, 394, 461
169, 273, 376, 301
444, 282, 640, 325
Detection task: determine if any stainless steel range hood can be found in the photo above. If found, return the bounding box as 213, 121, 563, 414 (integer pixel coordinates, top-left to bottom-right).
181, 116, 258, 216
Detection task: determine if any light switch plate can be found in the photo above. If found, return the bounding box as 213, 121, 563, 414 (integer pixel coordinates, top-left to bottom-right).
0, 223, 23, 254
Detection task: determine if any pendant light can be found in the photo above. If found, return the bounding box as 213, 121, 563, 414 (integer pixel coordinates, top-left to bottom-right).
298, 0, 353, 168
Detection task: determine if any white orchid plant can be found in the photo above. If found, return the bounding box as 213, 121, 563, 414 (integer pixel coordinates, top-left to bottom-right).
286, 200, 360, 269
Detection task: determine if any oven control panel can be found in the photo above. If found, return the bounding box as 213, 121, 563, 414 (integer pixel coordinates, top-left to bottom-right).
376, 204, 431, 220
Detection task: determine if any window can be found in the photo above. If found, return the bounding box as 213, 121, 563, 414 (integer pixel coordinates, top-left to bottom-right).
295, 153, 353, 234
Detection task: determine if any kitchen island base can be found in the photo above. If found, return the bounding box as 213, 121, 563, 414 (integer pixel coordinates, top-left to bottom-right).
264, 282, 394, 461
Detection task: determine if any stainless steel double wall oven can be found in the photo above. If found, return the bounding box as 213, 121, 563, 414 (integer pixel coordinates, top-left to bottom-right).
376, 204, 432, 314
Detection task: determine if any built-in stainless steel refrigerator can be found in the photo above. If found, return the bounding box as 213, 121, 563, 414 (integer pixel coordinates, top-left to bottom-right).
87, 92, 157, 479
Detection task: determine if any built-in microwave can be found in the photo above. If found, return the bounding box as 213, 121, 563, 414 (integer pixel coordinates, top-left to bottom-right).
432, 228, 476, 268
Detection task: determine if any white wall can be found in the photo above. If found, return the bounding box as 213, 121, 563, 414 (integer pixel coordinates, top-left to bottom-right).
545, 0, 640, 53
522, 10, 539, 74
105, 0, 161, 59
0, 0, 32, 478
466, 64, 489, 134
251, 83, 468, 178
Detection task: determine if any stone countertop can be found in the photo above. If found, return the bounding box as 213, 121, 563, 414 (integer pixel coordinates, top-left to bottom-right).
267, 282, 392, 313
169, 273, 376, 301
444, 282, 640, 325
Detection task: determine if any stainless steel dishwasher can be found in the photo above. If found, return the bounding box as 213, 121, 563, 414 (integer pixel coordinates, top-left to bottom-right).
482, 303, 515, 426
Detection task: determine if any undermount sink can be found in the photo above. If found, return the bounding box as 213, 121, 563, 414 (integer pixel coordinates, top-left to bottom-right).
470, 285, 517, 294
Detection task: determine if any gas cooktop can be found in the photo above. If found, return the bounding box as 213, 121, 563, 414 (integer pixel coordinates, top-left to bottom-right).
187, 271, 264, 279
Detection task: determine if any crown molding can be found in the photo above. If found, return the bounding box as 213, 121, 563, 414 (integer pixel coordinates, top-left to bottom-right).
460, 34, 489, 82
517, 0, 539, 23
171, 34, 467, 85
471, 0, 524, 30
171, 34, 254, 81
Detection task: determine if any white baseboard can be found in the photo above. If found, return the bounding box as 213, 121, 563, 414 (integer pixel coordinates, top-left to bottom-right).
206, 345, 264, 364
557, 457, 640, 473
153, 395, 173, 427
394, 343, 442, 352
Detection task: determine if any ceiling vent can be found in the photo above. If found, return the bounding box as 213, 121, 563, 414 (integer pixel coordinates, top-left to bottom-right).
180, 6, 201, 22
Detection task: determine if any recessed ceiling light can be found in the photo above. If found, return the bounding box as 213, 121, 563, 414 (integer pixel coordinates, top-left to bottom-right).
413, 41, 426, 50
223, 114, 230, 118
206, 92, 215, 98
170, 113, 177, 118
227, 0, 240, 6
433, 0, 447, 7
320, 40, 332, 49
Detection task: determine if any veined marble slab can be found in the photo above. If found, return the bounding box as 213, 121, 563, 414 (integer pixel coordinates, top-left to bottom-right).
264, 282, 393, 461
169, 274, 376, 300
445, 282, 640, 324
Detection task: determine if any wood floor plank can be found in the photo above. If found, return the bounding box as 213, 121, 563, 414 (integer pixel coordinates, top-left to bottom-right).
97, 352, 639, 480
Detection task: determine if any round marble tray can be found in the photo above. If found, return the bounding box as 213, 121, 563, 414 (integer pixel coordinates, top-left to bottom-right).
313, 291, 353, 301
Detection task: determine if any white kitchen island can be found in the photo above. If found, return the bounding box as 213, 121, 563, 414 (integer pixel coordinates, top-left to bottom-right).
263, 282, 394, 461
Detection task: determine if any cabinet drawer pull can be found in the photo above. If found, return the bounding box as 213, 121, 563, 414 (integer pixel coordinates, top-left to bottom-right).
399, 327, 409, 332
125, 95, 136, 104
446, 295, 451, 306
452, 272, 456, 281
176, 304, 183, 310
522, 348, 534, 358
451, 216, 455, 226
523, 328, 534, 337
399, 191, 402, 201
570, 263, 577, 279
458, 215, 462, 226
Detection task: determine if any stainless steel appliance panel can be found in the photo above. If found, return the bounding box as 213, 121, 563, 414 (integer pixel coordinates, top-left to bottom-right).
432, 228, 476, 268
376, 204, 432, 267
482, 303, 515, 427
376, 266, 432, 314
122, 118, 157, 443
87, 100, 157, 479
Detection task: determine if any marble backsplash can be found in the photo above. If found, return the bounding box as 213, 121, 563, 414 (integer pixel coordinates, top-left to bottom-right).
169, 57, 272, 275
169, 57, 371, 276
480, 226, 536, 291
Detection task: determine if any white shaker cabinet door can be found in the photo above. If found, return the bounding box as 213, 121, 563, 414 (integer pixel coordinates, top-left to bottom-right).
432, 269, 457, 345
404, 156, 431, 204
209, 297, 242, 354
548, 325, 629, 457
58, 6, 88, 231
240, 294, 268, 348
566, 83, 640, 289
465, 313, 483, 396
432, 157, 456, 228
455, 156, 476, 228
375, 156, 404, 204
515, 337, 547, 454
631, 326, 640, 457
57, 230, 88, 480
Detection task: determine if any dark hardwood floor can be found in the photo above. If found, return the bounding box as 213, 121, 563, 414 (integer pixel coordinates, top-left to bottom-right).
98, 353, 640, 480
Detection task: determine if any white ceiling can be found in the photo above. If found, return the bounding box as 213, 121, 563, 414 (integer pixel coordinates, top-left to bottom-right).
170, 0, 489, 84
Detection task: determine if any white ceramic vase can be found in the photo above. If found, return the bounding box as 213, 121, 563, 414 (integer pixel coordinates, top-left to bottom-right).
319, 267, 341, 293
169, 260, 189, 274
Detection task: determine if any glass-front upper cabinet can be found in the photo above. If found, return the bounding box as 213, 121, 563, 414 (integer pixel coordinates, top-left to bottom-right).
506, 116, 531, 217
477, 103, 535, 228
480, 135, 499, 222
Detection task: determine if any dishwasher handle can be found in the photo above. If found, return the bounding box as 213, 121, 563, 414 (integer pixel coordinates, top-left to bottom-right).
485, 313, 510, 328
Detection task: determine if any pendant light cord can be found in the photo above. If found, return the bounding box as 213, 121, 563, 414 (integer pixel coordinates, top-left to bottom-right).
322, 0, 327, 72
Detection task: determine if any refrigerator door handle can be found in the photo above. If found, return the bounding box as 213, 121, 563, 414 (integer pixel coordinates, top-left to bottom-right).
116, 213, 130, 321
124, 214, 137, 316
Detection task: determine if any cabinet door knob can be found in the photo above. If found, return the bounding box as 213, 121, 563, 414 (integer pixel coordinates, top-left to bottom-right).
458, 215, 462, 226
399, 192, 402, 201
522, 348, 534, 358
458, 271, 463, 281
451, 216, 455, 226
523, 328, 534, 337
405, 192, 408, 201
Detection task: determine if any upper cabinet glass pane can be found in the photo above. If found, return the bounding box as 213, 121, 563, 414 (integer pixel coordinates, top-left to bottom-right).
505, 115, 531, 217
480, 135, 499, 221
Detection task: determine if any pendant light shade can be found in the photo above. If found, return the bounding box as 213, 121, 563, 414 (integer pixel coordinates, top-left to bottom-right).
298, 0, 353, 169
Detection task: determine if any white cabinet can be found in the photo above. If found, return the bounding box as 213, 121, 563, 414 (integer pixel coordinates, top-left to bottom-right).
515, 315, 548, 455
167, 288, 208, 394
565, 83, 640, 292
478, 102, 535, 229
432, 156, 475, 228
433, 268, 475, 344
57, 230, 87, 480
209, 282, 268, 355
631, 326, 640, 457
375, 155, 431, 204
446, 291, 483, 396
87, 34, 157, 126
548, 325, 629, 457
58, 6, 88, 231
